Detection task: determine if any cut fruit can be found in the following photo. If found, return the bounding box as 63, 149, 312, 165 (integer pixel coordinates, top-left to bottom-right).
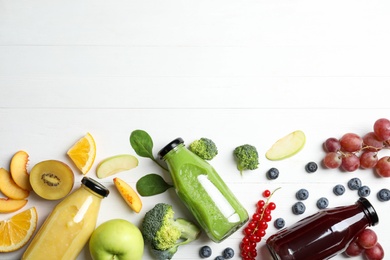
266, 130, 306, 161
29, 160, 74, 200
113, 177, 142, 213
0, 207, 38, 252
96, 154, 138, 179
10, 150, 32, 191
67, 132, 96, 175
0, 198, 28, 213
0, 168, 29, 200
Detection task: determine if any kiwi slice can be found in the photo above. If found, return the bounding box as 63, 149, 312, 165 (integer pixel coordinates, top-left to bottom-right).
30, 160, 74, 200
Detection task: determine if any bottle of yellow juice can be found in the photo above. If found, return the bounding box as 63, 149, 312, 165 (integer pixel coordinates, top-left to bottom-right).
22, 177, 109, 260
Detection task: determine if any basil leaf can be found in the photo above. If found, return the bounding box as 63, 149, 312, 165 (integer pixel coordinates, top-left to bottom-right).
136, 173, 173, 196
130, 130, 154, 159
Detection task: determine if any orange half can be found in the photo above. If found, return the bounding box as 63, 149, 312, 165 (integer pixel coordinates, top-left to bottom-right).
0, 207, 38, 252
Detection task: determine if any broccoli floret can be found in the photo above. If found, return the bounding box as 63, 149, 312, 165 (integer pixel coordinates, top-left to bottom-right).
141, 203, 201, 260
233, 144, 259, 175
189, 137, 218, 160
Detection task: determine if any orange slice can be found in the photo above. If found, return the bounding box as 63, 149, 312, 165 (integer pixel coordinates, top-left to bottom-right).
67, 132, 96, 175
0, 207, 38, 252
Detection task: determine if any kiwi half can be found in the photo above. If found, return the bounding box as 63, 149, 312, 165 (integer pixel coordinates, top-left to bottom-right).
30, 160, 74, 200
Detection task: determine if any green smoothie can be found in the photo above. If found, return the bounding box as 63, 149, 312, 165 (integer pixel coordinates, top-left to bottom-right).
158, 138, 248, 242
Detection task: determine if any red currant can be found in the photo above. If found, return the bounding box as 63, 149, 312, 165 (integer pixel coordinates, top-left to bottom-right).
263, 214, 272, 222
257, 200, 265, 208
252, 213, 260, 221
248, 221, 257, 229
244, 227, 253, 236
258, 220, 268, 230
267, 202, 276, 210
240, 187, 280, 260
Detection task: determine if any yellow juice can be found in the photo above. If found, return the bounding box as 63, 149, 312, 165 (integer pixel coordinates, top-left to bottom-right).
22, 177, 109, 260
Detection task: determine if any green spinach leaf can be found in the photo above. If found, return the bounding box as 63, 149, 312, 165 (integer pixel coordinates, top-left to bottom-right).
136, 173, 173, 196
130, 129, 167, 171
130, 129, 154, 159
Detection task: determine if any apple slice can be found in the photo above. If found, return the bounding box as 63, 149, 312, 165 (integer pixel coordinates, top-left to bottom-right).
10, 150, 32, 191
266, 130, 306, 161
113, 177, 142, 213
0, 198, 28, 213
0, 168, 29, 199
96, 154, 138, 179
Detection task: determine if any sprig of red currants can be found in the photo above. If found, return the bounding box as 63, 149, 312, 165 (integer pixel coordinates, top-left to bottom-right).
323, 118, 390, 177
344, 228, 384, 260
240, 188, 280, 259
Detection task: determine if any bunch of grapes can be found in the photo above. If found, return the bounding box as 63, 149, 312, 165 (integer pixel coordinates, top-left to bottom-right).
344, 228, 384, 260
323, 118, 390, 177
240, 188, 279, 259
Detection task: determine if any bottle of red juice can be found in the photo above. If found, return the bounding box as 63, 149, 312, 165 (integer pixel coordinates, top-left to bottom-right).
266, 197, 379, 260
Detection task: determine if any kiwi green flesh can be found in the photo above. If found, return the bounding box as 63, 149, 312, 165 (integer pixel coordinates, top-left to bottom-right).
30, 160, 74, 200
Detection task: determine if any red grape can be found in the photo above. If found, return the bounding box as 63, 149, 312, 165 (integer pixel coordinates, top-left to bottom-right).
364, 242, 384, 260
345, 240, 364, 257
360, 151, 378, 169
373, 118, 390, 141
323, 152, 342, 169
375, 156, 390, 177
356, 229, 378, 249
340, 133, 363, 152
341, 153, 360, 172
363, 132, 384, 151
324, 137, 341, 152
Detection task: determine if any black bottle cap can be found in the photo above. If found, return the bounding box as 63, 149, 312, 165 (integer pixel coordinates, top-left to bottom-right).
158, 137, 184, 160
358, 197, 379, 226
81, 177, 110, 197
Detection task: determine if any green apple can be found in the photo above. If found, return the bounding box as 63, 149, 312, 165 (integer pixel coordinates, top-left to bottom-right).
266, 130, 306, 160
96, 154, 138, 179
89, 219, 144, 260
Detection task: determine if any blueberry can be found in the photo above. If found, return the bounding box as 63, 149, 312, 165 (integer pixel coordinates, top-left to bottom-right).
348, 177, 362, 190
199, 245, 212, 258
316, 197, 329, 209
296, 189, 309, 200
377, 188, 390, 202
266, 167, 279, 180
358, 185, 371, 198
274, 218, 285, 229
214, 256, 224, 260
222, 247, 234, 259
305, 162, 318, 173
333, 184, 345, 196
292, 202, 306, 215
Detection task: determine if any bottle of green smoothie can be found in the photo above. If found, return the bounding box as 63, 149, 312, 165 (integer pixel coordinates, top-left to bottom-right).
158, 138, 249, 242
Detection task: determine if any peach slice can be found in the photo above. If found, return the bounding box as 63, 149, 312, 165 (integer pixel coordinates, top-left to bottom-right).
0, 198, 28, 213
113, 177, 142, 213
0, 168, 29, 200
10, 150, 32, 191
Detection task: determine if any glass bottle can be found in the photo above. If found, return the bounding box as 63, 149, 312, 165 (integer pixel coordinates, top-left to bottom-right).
22, 177, 109, 260
158, 138, 249, 242
266, 197, 379, 260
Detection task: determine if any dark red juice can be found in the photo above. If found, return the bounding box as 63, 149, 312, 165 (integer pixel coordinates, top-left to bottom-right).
266, 198, 379, 260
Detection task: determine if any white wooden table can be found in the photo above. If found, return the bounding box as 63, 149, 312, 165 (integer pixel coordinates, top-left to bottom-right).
1, 1, 389, 259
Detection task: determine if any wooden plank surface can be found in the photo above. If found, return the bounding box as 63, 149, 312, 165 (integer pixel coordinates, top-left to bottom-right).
1, 1, 390, 259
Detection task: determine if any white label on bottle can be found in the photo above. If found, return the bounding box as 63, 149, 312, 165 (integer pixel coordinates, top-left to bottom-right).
197, 174, 239, 223
73, 196, 93, 223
